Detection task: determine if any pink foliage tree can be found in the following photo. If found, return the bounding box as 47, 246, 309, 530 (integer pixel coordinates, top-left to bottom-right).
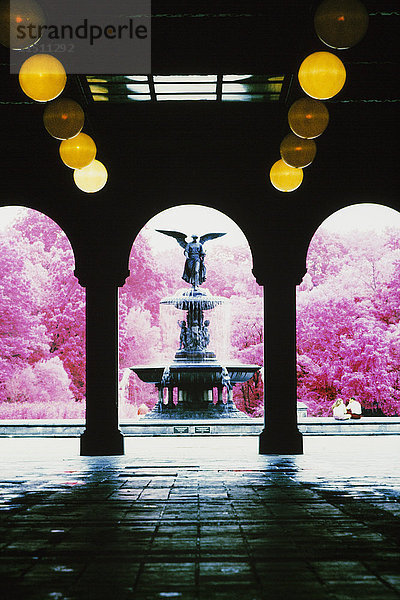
0, 233, 49, 400
297, 227, 400, 416
7, 207, 399, 421
0, 209, 85, 415
229, 295, 263, 415
119, 233, 166, 415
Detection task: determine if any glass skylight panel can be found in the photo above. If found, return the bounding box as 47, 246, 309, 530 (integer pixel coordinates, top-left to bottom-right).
157, 94, 216, 101
222, 80, 283, 94
154, 83, 216, 94
89, 85, 108, 94
221, 94, 266, 102
128, 95, 152, 101
154, 75, 217, 82
86, 74, 284, 102
266, 83, 283, 93
126, 83, 150, 93
126, 75, 149, 81
222, 83, 249, 93
222, 74, 252, 81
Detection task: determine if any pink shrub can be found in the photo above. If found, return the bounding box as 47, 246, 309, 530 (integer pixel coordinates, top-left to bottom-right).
0, 399, 85, 420
5, 357, 73, 404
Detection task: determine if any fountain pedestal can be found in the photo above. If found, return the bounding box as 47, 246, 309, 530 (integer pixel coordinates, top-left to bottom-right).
131, 287, 261, 419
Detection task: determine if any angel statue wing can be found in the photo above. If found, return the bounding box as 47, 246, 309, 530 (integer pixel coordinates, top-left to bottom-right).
155, 229, 188, 249
199, 232, 227, 245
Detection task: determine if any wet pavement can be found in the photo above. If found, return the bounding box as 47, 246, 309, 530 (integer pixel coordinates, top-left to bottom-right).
0, 435, 399, 599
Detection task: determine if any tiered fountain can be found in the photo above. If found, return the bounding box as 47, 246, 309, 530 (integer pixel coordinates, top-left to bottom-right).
130, 230, 261, 420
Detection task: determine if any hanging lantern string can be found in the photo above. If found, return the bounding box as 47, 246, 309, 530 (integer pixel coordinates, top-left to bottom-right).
269, 0, 369, 192
9, 2, 107, 192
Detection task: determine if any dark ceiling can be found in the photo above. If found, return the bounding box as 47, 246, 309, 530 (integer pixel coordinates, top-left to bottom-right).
1, 0, 399, 279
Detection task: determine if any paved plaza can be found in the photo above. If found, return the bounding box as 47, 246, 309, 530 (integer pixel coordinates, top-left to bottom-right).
0, 435, 400, 599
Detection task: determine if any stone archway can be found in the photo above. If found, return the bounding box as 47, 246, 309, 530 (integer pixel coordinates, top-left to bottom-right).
297, 202, 400, 419
0, 205, 85, 420
118, 203, 264, 424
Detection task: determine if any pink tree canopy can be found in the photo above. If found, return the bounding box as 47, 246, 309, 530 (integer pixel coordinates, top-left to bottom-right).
1, 205, 399, 420
0, 208, 85, 416
297, 227, 400, 416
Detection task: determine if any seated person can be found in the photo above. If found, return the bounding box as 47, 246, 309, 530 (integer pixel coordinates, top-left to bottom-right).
346, 397, 362, 419
332, 398, 351, 420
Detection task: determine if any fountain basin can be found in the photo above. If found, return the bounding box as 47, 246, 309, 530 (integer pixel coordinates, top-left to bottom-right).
130, 362, 260, 386
130, 361, 261, 419
160, 287, 225, 311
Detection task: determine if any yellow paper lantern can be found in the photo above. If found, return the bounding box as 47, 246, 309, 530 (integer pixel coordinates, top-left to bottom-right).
73, 160, 108, 193
314, 0, 369, 49
0, 0, 46, 49
298, 51, 346, 100
59, 133, 96, 169
280, 133, 316, 168
43, 98, 85, 140
288, 98, 329, 139
19, 54, 66, 102
270, 160, 303, 192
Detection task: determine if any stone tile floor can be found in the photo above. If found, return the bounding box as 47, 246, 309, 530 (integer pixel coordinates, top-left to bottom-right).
0, 435, 399, 599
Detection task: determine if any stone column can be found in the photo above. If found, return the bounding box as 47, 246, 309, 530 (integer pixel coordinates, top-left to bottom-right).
156, 385, 163, 413
217, 386, 223, 405
168, 386, 174, 406
259, 275, 303, 454
80, 280, 124, 456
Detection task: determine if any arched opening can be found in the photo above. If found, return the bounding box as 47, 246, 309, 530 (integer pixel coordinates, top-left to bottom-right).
297, 203, 400, 418
0, 206, 85, 419
118, 204, 263, 420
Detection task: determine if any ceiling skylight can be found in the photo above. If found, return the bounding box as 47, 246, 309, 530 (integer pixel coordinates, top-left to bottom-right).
85, 75, 284, 103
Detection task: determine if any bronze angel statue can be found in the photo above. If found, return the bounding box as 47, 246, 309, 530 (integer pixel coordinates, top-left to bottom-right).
156, 230, 226, 288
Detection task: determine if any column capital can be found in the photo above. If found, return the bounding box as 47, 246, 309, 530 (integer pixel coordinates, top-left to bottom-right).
253, 265, 306, 288
74, 268, 130, 289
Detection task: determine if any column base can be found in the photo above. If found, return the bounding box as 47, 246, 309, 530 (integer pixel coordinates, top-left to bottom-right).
259, 427, 303, 455
80, 428, 124, 456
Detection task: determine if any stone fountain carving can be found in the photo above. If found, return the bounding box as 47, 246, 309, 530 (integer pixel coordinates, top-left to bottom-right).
130, 229, 261, 418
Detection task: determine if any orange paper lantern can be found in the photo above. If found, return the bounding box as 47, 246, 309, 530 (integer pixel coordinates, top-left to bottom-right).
270, 160, 303, 192
298, 51, 346, 100
59, 133, 96, 169
0, 0, 46, 49
288, 98, 329, 139
73, 160, 108, 193
43, 98, 85, 140
19, 54, 66, 102
314, 0, 369, 49
280, 133, 316, 168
